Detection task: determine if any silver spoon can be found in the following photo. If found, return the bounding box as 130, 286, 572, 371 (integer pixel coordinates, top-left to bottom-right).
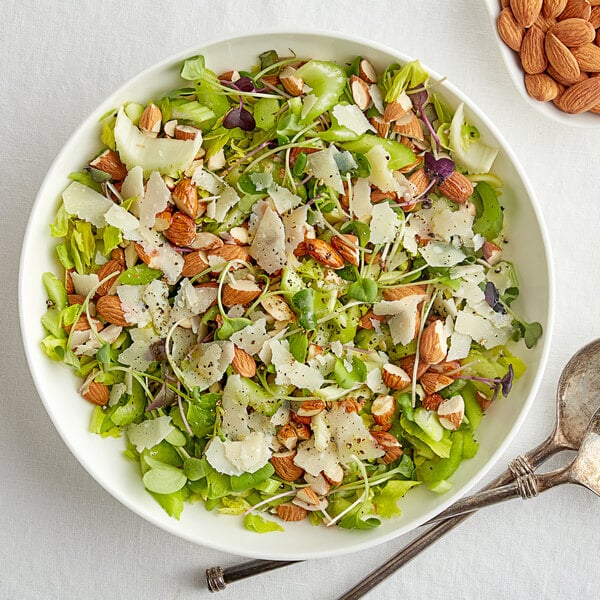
427, 405, 600, 522
206, 339, 600, 595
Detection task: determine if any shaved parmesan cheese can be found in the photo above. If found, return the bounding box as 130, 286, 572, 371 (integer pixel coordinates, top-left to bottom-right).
306, 146, 344, 194
117, 340, 154, 371
249, 206, 286, 274
139, 170, 170, 229
191, 168, 220, 194
121, 165, 144, 206
117, 284, 150, 326
143, 279, 170, 335
108, 382, 127, 407
269, 339, 324, 390
311, 412, 331, 452
350, 177, 373, 221
127, 416, 174, 452
138, 229, 184, 284
326, 407, 385, 464
366, 367, 388, 394
294, 438, 339, 477
70, 272, 99, 298
369, 83, 384, 113
205, 433, 271, 476
282, 204, 309, 255
430, 204, 474, 243
249, 171, 273, 191
183, 341, 235, 391
370, 202, 400, 244
447, 331, 472, 361
332, 104, 376, 135
170, 278, 217, 323
207, 184, 239, 222
104, 204, 140, 236
229, 318, 270, 356
62, 181, 113, 228
114, 107, 202, 176
454, 308, 510, 349
220, 375, 251, 439
419, 242, 465, 267
269, 185, 302, 214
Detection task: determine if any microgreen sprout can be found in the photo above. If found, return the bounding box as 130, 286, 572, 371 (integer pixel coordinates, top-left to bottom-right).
457, 364, 514, 402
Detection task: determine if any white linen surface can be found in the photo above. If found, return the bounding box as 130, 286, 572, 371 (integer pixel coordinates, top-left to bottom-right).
2, 1, 599, 598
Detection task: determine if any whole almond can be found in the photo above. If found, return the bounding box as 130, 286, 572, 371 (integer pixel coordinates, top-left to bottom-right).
371, 394, 396, 426
543, 0, 568, 17
358, 58, 378, 83
546, 63, 588, 84
554, 75, 600, 111
67, 294, 86, 306
172, 178, 198, 218
558, 0, 592, 20
438, 171, 474, 203
525, 72, 561, 99
330, 234, 360, 267
276, 503, 307, 522
232, 345, 256, 378
545, 32, 581, 82
134, 242, 154, 266
81, 381, 109, 406
550, 18, 595, 46
520, 26, 548, 73
164, 212, 197, 247
534, 11, 558, 32
96, 295, 131, 327
382, 364, 411, 391
208, 244, 251, 265
571, 43, 600, 70
399, 354, 430, 380
181, 250, 209, 278
64, 314, 104, 334
96, 259, 124, 296
589, 5, 600, 27
369, 115, 390, 138
305, 238, 345, 269
511, 0, 543, 26
497, 8, 526, 51
270, 451, 304, 481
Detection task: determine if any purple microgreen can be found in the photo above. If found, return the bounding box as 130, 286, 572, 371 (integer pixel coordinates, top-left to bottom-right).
457, 363, 515, 403
423, 151, 454, 183
231, 76, 257, 92
484, 281, 507, 314
223, 97, 256, 131
408, 87, 442, 152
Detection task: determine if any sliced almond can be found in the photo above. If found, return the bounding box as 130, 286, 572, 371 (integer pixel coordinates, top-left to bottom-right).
350, 75, 371, 111
369, 115, 390, 137
419, 372, 454, 395
482, 240, 503, 265
296, 399, 326, 418
138, 103, 162, 136
110, 247, 126, 266
181, 251, 209, 278
276, 424, 298, 451
207, 244, 251, 264
260, 295, 295, 322
89, 149, 127, 181
381, 364, 411, 391
303, 472, 331, 496
421, 392, 444, 411
154, 209, 173, 232
370, 430, 403, 464
229, 226, 249, 245
330, 234, 360, 267
371, 394, 396, 425
358, 310, 385, 330
232, 345, 256, 378
382, 284, 427, 301
293, 487, 327, 511
67, 294, 86, 306
383, 100, 409, 122
190, 231, 224, 251
437, 395, 465, 430
393, 113, 424, 140
279, 66, 304, 96
64, 314, 103, 334
419, 320, 448, 365
174, 124, 201, 140
399, 354, 430, 380
408, 167, 431, 197
290, 421, 311, 441
172, 178, 199, 218
222, 279, 262, 307
323, 463, 344, 486
358, 58, 378, 83
81, 380, 109, 406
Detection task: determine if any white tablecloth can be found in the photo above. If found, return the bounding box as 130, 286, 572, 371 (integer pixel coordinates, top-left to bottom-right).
2, 1, 600, 598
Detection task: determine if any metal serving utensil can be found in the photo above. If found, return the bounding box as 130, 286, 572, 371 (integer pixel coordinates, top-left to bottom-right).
427, 405, 600, 522
206, 339, 600, 595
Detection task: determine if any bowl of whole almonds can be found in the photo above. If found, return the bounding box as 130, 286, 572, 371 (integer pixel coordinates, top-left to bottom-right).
486, 0, 600, 126
20, 30, 552, 559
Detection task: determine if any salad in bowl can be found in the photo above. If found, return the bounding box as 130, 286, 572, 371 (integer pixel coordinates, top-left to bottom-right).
22, 32, 551, 558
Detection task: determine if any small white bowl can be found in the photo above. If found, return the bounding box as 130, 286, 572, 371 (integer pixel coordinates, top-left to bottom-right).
19, 30, 554, 560
482, 0, 600, 128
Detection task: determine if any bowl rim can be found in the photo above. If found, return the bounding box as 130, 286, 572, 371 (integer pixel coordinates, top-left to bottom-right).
19, 27, 555, 559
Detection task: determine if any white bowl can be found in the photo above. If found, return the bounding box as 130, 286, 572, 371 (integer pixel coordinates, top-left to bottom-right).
482, 0, 600, 128
19, 30, 554, 560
